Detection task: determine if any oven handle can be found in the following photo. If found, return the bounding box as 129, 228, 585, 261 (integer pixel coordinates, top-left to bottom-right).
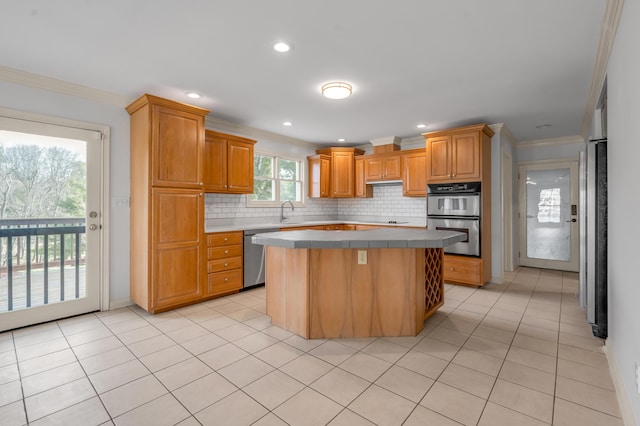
427, 215, 480, 220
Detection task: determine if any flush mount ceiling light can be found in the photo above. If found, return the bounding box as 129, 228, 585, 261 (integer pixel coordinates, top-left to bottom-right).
186, 92, 201, 99
416, 123, 427, 129
273, 41, 293, 53
321, 82, 353, 100
283, 121, 293, 126
338, 138, 346, 142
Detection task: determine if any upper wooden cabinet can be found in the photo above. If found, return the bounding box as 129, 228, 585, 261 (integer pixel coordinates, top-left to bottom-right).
402, 148, 427, 197
424, 124, 494, 183
127, 94, 208, 189
355, 157, 373, 198
364, 154, 402, 181
204, 130, 256, 194
308, 154, 331, 197
308, 147, 364, 198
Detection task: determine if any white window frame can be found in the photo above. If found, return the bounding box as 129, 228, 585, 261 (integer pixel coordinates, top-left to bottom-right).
247, 151, 306, 208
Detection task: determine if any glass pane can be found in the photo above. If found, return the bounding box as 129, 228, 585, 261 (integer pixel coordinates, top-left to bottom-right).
526, 168, 571, 261
278, 159, 299, 180
280, 181, 301, 202
0, 130, 87, 312
254, 155, 273, 178
251, 178, 275, 201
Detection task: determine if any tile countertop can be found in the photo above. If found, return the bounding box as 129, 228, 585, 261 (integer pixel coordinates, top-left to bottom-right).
205, 219, 426, 233
250, 228, 466, 249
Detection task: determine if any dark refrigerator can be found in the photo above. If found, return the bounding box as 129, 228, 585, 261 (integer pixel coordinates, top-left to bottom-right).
579, 138, 607, 338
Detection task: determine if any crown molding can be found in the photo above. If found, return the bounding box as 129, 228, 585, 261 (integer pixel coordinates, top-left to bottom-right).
517, 135, 584, 148
0, 65, 130, 108
489, 123, 519, 144
580, 0, 624, 138
204, 116, 318, 149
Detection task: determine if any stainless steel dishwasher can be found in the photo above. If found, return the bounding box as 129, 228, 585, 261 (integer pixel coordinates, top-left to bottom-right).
243, 228, 280, 288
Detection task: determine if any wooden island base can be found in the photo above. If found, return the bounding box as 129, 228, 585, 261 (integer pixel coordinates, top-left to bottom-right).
265, 246, 444, 339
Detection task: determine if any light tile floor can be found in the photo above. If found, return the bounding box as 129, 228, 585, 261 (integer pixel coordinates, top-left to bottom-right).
0, 267, 624, 425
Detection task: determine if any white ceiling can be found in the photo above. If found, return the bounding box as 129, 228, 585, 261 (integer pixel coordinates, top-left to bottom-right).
0, 0, 608, 145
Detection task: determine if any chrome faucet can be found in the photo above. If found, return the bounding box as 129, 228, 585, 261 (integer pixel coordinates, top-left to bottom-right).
280, 200, 294, 222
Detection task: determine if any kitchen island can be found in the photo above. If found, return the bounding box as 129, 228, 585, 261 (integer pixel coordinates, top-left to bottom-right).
252, 228, 465, 339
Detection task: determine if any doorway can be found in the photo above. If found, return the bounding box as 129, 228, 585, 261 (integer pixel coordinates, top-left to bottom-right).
0, 114, 106, 331
518, 160, 579, 271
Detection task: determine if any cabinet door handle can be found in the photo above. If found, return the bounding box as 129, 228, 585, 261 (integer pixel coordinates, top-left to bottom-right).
450, 267, 454, 271
199, 193, 203, 197
224, 249, 229, 254
224, 277, 230, 282
224, 262, 228, 267
223, 237, 228, 241
199, 182, 203, 186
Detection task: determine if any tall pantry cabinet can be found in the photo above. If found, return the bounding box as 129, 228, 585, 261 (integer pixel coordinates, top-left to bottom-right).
127, 94, 210, 313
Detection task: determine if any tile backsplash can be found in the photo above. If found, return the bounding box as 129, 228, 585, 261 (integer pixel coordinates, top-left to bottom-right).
204, 184, 425, 224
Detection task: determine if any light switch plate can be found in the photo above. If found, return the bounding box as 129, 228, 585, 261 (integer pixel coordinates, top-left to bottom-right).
358, 250, 367, 264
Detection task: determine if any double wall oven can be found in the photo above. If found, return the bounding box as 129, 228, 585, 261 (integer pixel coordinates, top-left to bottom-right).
427, 182, 481, 257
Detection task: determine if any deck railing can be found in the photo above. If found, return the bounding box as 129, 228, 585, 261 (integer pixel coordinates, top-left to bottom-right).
0, 218, 86, 313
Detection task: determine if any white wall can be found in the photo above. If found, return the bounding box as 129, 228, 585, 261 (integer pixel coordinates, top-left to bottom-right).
605, 0, 640, 421
0, 80, 132, 305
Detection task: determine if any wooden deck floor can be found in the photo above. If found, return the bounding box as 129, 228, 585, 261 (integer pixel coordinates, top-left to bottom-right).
0, 265, 86, 313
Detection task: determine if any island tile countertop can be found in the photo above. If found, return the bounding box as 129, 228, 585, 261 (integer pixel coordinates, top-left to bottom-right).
251, 228, 466, 249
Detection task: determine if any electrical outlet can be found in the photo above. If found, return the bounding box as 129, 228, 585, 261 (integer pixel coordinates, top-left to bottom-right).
636, 362, 640, 393
357, 250, 367, 265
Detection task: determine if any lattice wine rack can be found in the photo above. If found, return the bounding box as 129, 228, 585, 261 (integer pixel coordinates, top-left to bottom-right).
424, 248, 444, 319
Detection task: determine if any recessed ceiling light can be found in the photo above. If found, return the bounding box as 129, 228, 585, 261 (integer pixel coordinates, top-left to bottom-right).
416, 123, 427, 129
321, 82, 353, 100
186, 92, 201, 99
283, 121, 293, 126
338, 138, 346, 142
273, 41, 293, 53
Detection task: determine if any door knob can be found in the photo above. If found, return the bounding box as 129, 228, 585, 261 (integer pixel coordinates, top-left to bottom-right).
566, 218, 577, 223
89, 224, 98, 231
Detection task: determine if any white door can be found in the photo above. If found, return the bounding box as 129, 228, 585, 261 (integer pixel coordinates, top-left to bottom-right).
518, 160, 579, 271
0, 116, 103, 331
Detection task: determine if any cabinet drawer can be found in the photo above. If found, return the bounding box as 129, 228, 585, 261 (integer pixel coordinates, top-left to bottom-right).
207, 232, 242, 247
443, 257, 481, 285
207, 269, 242, 295
207, 256, 242, 273
207, 244, 242, 260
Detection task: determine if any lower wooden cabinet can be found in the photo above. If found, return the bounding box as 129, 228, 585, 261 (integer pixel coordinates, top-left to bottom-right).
443, 255, 484, 286
205, 231, 243, 297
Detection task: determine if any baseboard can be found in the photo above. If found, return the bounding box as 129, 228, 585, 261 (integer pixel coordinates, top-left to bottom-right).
108, 298, 135, 310
603, 341, 638, 426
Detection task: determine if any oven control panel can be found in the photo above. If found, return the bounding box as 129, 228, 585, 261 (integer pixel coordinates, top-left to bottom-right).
428, 182, 481, 194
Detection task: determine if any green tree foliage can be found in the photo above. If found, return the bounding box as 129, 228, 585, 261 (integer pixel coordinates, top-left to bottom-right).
252, 155, 274, 201
0, 144, 85, 219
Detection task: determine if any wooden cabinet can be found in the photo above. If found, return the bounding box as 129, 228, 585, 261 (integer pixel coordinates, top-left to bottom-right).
364, 154, 402, 181
206, 231, 243, 296
355, 157, 373, 198
424, 124, 493, 183
127, 94, 209, 313
443, 255, 482, 286
151, 188, 204, 310
308, 154, 331, 198
402, 149, 427, 197
308, 148, 364, 198
423, 124, 494, 287
204, 130, 256, 193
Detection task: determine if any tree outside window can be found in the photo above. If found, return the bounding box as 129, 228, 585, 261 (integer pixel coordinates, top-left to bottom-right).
249, 153, 304, 206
